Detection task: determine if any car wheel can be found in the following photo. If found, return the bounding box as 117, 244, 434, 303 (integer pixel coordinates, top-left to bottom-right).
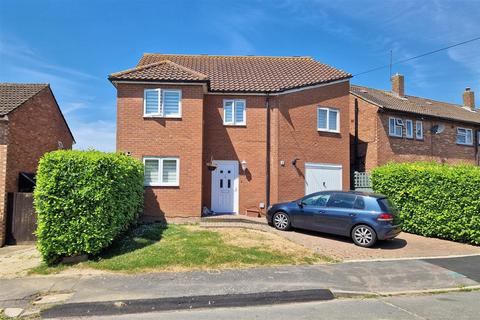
272, 212, 291, 231
351, 225, 377, 248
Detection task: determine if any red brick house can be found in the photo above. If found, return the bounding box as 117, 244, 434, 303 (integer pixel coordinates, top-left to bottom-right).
0, 83, 75, 246
350, 74, 480, 174
109, 54, 352, 221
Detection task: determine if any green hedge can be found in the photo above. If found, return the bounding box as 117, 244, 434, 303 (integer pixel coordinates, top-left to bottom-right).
34, 150, 144, 264
371, 162, 480, 245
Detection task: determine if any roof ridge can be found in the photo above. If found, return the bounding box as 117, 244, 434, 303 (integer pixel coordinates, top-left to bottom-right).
109, 60, 208, 79
0, 83, 49, 86
142, 53, 313, 59
352, 84, 467, 109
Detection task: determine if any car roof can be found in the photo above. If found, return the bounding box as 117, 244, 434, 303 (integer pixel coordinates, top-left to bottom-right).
314, 190, 387, 199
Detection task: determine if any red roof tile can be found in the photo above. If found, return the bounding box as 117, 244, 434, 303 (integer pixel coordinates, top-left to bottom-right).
109, 54, 351, 93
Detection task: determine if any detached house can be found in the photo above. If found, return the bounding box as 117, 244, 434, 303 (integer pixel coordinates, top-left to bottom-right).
109, 54, 351, 220
0, 83, 74, 246
350, 74, 480, 173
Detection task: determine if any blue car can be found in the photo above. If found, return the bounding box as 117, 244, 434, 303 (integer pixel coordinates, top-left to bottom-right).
266, 191, 401, 247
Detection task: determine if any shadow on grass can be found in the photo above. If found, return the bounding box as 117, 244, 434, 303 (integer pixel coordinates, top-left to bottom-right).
93, 223, 168, 260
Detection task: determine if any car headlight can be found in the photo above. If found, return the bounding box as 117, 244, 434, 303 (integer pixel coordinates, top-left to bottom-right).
267, 205, 273, 211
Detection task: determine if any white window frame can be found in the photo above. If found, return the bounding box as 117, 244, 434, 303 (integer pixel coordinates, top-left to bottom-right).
143, 89, 182, 118
415, 121, 424, 140
389, 117, 403, 137
405, 120, 413, 139
456, 127, 473, 146
223, 99, 246, 126
317, 107, 340, 133
143, 157, 180, 187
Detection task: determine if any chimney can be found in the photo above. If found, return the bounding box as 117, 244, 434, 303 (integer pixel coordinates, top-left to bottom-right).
463, 87, 475, 110
391, 73, 405, 97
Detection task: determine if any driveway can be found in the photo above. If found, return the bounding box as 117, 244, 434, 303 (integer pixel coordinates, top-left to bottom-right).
276, 228, 480, 261
201, 216, 480, 261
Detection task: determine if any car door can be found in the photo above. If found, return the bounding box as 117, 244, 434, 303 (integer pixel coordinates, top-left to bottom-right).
318, 193, 358, 236
293, 192, 331, 229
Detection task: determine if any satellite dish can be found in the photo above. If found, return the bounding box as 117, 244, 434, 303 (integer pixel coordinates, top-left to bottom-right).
431, 124, 445, 134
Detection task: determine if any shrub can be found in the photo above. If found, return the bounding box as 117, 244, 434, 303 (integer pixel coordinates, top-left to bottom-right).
34, 150, 144, 264
371, 162, 480, 245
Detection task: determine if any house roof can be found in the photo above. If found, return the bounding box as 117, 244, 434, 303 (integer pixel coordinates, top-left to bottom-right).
109, 54, 351, 93
0, 83, 75, 142
351, 85, 480, 125
0, 83, 48, 116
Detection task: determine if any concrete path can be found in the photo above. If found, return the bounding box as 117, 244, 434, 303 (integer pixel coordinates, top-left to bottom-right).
79, 291, 480, 320
0, 245, 40, 278
1, 255, 479, 313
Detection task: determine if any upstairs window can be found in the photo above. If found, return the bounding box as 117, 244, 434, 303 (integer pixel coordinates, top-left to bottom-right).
389, 117, 403, 137
416, 121, 424, 140
143, 157, 180, 186
405, 120, 413, 139
223, 99, 246, 125
456, 128, 473, 145
317, 107, 339, 133
144, 89, 181, 117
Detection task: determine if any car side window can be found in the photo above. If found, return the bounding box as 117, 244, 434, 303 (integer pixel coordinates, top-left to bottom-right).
353, 196, 365, 210
327, 193, 357, 209
302, 193, 331, 207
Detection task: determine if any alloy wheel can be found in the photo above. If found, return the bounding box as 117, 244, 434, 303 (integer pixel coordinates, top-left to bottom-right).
273, 212, 289, 230
353, 226, 374, 246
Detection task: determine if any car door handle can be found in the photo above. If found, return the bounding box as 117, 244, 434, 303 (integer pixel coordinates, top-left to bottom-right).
317, 210, 326, 214
349, 213, 357, 217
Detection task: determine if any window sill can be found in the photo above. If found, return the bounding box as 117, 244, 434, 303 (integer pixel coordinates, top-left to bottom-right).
143, 115, 182, 119
318, 129, 340, 134
224, 124, 247, 127
144, 183, 180, 187
456, 143, 474, 147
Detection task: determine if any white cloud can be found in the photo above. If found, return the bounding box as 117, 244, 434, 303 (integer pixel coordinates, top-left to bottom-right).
71, 120, 116, 152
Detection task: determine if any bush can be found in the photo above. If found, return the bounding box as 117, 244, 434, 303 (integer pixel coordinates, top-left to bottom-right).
371, 162, 480, 245
34, 150, 144, 264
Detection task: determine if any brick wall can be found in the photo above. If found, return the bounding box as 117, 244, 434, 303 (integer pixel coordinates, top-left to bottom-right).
116, 83, 205, 221
276, 81, 351, 202
351, 94, 479, 172
5, 87, 74, 193
0, 144, 7, 246
202, 94, 269, 215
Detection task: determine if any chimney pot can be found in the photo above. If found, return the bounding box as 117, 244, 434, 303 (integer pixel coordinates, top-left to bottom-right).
463, 87, 475, 111
391, 74, 405, 97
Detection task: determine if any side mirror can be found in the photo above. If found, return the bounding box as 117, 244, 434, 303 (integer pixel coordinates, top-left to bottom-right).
297, 201, 304, 208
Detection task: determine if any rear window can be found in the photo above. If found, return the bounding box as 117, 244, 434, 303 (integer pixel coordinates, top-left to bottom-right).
378, 198, 399, 213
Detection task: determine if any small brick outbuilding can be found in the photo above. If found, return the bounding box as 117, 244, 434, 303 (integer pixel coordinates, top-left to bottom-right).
0, 83, 75, 246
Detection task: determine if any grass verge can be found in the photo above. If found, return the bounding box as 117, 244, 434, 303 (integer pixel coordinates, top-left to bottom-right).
30, 223, 328, 274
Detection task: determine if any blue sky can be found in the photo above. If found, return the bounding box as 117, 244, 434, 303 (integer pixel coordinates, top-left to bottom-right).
1, 0, 479, 151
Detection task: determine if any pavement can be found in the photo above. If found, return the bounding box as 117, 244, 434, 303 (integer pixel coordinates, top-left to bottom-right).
76, 291, 480, 320
1, 255, 480, 318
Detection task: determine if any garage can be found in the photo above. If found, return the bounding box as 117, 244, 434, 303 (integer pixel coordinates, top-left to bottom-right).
305, 163, 342, 195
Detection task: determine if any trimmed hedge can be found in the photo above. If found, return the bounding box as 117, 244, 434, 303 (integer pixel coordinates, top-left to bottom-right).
371, 162, 480, 245
34, 150, 144, 264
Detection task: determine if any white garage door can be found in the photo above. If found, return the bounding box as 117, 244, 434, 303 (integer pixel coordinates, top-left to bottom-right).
305, 163, 343, 195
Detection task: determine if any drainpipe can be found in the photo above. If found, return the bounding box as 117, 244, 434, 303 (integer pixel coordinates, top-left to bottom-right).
475, 128, 479, 166
265, 93, 271, 209
353, 98, 359, 171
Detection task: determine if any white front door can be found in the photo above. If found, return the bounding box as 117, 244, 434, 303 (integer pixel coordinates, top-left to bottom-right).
211, 160, 239, 214
305, 163, 343, 195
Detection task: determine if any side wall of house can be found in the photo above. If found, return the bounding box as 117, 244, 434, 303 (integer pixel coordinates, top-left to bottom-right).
0, 120, 8, 246
376, 112, 479, 166
5, 88, 74, 194
276, 81, 351, 202
202, 94, 269, 215
349, 95, 379, 172
116, 83, 204, 221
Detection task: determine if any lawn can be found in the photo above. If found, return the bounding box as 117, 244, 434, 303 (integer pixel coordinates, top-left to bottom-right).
31, 224, 330, 274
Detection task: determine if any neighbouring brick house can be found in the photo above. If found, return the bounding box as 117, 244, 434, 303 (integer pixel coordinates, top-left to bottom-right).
350, 74, 480, 175
109, 54, 352, 221
0, 83, 75, 246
